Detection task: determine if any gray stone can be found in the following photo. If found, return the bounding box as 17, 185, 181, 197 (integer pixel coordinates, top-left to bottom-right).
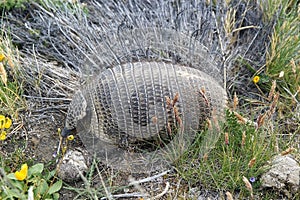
261, 155, 300, 195
57, 149, 89, 182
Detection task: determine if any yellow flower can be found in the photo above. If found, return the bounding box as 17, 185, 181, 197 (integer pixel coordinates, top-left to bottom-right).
0, 115, 12, 129
15, 164, 28, 181
4, 117, 12, 129
67, 135, 74, 141
0, 115, 5, 129
0, 54, 5, 62
0, 131, 6, 141
252, 76, 260, 84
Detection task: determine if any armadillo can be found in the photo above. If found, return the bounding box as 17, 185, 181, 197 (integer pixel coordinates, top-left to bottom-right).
62, 60, 227, 171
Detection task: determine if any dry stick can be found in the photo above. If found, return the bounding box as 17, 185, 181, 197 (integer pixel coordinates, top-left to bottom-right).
55, 136, 63, 163
126, 170, 172, 199
107, 181, 170, 200
151, 182, 170, 199
128, 169, 171, 186
232, 25, 259, 33
100, 192, 144, 200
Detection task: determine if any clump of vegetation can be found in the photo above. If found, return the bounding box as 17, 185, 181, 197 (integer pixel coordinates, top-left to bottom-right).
0, 34, 25, 118
176, 86, 283, 198
261, 0, 299, 121
0, 162, 62, 199
175, 0, 299, 198
0, 128, 77, 199
0, 0, 30, 10
0, 31, 64, 199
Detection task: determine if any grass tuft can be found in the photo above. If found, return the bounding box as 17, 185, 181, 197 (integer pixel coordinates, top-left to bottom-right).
261, 0, 299, 121
174, 82, 299, 198
0, 32, 26, 118
176, 108, 277, 198
0, 0, 30, 10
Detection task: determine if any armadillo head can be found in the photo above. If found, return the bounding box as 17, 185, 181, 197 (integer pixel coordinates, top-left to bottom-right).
61, 90, 87, 137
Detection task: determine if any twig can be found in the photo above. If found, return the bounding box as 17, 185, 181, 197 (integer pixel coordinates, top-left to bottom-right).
128, 170, 171, 186
151, 182, 170, 199
55, 136, 63, 163
100, 192, 145, 200
102, 178, 171, 200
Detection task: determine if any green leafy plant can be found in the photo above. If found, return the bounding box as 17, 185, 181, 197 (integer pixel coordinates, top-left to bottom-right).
0, 163, 62, 199
0, 0, 31, 10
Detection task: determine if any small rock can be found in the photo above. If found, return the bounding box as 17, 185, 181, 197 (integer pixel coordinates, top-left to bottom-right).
261, 155, 300, 195
57, 149, 89, 182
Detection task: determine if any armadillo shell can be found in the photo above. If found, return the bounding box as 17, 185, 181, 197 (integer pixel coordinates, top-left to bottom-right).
74, 61, 226, 172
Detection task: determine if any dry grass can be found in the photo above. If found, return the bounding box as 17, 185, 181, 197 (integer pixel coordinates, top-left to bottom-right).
0, 32, 26, 117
